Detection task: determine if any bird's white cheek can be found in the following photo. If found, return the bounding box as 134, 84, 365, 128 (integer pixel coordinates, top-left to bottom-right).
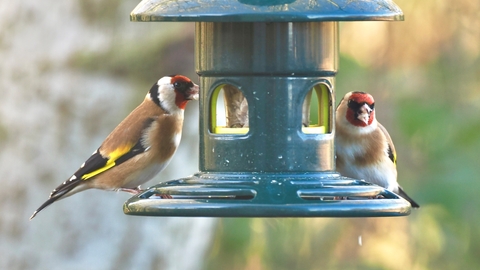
158, 76, 172, 85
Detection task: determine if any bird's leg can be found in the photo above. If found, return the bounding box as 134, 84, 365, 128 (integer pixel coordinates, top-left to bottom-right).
118, 186, 143, 195
118, 186, 173, 198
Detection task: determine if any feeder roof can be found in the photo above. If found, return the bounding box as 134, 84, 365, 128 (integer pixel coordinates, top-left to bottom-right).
131, 0, 403, 22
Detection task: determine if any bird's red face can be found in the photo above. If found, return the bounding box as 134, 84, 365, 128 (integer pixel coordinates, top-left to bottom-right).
345, 92, 375, 127
171, 75, 199, 110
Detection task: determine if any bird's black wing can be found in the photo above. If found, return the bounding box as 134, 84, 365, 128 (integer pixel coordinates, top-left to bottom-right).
30, 118, 155, 220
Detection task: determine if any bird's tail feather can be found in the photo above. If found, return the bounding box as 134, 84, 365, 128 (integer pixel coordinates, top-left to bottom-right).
398, 187, 420, 208
30, 179, 83, 220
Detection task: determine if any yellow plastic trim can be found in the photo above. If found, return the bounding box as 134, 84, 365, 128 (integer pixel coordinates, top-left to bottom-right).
317, 83, 331, 133
303, 83, 331, 134
302, 126, 326, 134
214, 126, 250, 134
210, 84, 249, 135
210, 86, 222, 133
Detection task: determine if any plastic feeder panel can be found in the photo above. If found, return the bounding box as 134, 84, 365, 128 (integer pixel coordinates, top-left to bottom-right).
124, 0, 411, 217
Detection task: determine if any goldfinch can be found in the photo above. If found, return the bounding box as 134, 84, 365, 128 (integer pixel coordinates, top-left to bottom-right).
335, 91, 419, 208
30, 75, 199, 219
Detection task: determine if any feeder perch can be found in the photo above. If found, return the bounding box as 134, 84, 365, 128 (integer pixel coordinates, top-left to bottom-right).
124, 0, 412, 217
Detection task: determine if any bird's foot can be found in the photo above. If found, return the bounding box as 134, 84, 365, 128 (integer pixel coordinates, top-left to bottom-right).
119, 186, 143, 195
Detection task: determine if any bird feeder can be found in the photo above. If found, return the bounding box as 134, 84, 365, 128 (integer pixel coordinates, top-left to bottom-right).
124, 0, 412, 217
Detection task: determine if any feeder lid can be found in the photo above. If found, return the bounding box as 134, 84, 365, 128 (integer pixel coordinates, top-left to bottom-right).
131, 0, 404, 22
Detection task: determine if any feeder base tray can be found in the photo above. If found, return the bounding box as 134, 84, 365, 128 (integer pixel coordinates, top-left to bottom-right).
123, 172, 411, 217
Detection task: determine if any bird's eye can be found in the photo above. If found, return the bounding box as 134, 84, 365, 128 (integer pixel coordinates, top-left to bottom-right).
173, 82, 183, 88
369, 103, 375, 110
173, 79, 193, 92
347, 100, 361, 111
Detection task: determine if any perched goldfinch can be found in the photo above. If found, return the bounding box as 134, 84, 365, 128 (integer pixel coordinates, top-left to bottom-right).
30, 75, 199, 219
335, 91, 419, 208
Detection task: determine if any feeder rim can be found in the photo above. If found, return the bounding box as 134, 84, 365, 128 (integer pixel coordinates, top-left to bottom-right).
130, 0, 404, 22
130, 14, 404, 22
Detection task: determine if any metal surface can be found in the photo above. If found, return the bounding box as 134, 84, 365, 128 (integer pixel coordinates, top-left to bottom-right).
124, 172, 412, 217
131, 0, 404, 22
197, 22, 337, 173
196, 22, 338, 76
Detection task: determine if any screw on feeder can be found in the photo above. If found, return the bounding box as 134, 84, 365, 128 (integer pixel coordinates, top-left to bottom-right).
124, 0, 412, 217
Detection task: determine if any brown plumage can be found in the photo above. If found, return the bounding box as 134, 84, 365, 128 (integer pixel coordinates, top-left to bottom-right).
30, 75, 199, 219
335, 91, 419, 208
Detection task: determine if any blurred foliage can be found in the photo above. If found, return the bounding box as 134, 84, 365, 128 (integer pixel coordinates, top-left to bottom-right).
77, 0, 123, 26
67, 23, 195, 91
66, 21, 196, 113
205, 0, 480, 269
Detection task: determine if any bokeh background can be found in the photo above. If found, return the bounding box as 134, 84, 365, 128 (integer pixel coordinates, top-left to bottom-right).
208, 1, 480, 269
0, 1, 213, 269
1, 0, 479, 269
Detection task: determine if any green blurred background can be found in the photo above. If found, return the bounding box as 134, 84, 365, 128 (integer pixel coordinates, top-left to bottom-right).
206, 1, 480, 269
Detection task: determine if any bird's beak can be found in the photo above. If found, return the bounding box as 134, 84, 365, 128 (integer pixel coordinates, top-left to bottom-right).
356, 104, 373, 125
186, 83, 200, 100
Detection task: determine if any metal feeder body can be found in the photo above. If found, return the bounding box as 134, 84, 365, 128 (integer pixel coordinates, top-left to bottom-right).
124, 0, 411, 217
